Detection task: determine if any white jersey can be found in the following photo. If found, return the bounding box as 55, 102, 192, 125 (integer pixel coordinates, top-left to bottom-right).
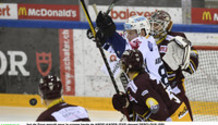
102, 34, 168, 85
130, 36, 167, 84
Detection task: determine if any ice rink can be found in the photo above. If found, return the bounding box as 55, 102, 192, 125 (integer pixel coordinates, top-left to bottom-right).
1, 106, 218, 122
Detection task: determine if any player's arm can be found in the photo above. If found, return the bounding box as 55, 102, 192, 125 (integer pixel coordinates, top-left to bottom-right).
112, 92, 134, 120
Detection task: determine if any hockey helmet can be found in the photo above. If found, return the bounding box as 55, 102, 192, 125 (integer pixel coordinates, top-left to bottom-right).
124, 15, 150, 37
149, 10, 173, 38
120, 49, 144, 73
38, 75, 62, 100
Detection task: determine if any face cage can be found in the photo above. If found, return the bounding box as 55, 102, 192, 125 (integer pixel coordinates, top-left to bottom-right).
119, 59, 130, 75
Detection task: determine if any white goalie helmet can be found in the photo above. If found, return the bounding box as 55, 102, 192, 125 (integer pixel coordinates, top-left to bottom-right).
124, 15, 150, 37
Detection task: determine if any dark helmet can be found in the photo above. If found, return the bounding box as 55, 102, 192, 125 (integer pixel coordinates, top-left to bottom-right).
120, 49, 144, 73
149, 10, 173, 39
38, 75, 62, 100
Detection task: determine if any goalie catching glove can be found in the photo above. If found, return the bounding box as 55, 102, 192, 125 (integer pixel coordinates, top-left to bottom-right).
163, 36, 191, 71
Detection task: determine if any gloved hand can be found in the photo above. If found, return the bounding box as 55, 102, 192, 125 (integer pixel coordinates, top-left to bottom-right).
112, 92, 129, 112
171, 36, 191, 48
184, 50, 199, 74
86, 28, 95, 40
86, 27, 107, 47
95, 11, 116, 46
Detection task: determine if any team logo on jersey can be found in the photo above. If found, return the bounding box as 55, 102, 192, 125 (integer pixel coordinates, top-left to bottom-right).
160, 45, 167, 53
36, 52, 52, 76
130, 39, 141, 49
148, 41, 153, 51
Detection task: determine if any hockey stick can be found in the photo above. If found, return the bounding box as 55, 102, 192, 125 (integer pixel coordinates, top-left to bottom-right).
90, 2, 132, 122
91, 2, 130, 91
92, 4, 98, 15
80, 0, 119, 94
106, 0, 119, 15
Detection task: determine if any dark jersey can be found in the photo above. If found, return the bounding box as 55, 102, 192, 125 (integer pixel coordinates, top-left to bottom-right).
156, 32, 199, 121
126, 71, 182, 121
36, 102, 90, 122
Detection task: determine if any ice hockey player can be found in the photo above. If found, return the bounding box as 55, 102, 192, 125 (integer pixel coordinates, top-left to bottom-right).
149, 10, 199, 121
36, 75, 90, 121
87, 11, 168, 87
112, 49, 192, 121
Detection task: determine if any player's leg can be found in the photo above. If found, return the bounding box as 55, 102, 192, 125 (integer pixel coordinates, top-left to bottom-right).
177, 80, 193, 121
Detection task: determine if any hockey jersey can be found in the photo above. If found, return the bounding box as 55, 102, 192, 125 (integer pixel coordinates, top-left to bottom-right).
36, 101, 90, 121
105, 32, 168, 85
125, 71, 183, 121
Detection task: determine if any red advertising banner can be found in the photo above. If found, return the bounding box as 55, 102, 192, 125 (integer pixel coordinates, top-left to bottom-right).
192, 8, 218, 24
18, 4, 79, 21
59, 29, 75, 95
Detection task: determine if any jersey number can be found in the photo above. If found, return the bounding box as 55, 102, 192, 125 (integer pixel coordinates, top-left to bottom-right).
158, 64, 181, 103
158, 64, 168, 86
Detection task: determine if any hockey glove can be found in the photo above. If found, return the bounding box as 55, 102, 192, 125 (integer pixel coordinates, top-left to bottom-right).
184, 50, 199, 74
172, 36, 191, 70
112, 92, 129, 112
86, 28, 95, 40
163, 36, 191, 70
95, 11, 116, 46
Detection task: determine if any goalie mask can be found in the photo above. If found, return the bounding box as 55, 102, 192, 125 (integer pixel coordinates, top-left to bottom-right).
124, 15, 150, 37
38, 75, 62, 100
149, 10, 173, 39
120, 49, 144, 74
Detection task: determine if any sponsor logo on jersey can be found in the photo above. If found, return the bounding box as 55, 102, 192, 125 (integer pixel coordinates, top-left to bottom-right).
178, 106, 188, 119
36, 52, 52, 76
18, 4, 79, 21
160, 45, 167, 53
141, 90, 149, 96
110, 54, 117, 62
128, 91, 138, 103
130, 38, 141, 49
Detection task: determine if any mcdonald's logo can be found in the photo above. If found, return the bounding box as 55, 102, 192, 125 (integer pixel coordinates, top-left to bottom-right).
202, 11, 212, 21
18, 7, 27, 16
